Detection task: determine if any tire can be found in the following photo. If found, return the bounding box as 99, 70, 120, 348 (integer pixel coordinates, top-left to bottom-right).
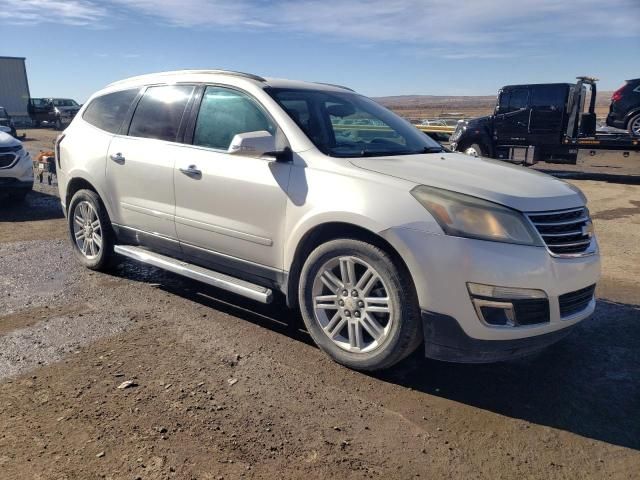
463, 143, 485, 157
298, 238, 422, 371
54, 118, 63, 131
67, 189, 114, 271
628, 113, 640, 137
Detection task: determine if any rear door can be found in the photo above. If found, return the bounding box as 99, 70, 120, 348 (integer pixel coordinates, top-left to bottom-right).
105, 84, 195, 251
494, 87, 530, 145
528, 85, 568, 144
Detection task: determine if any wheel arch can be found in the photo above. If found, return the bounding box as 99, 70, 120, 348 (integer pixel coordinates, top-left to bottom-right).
285, 221, 415, 309
65, 174, 114, 221
624, 108, 640, 128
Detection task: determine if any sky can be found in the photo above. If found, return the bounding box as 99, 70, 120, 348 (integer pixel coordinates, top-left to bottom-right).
1, 0, 639, 102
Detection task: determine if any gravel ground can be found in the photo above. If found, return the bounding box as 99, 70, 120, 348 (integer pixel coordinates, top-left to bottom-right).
0, 129, 638, 479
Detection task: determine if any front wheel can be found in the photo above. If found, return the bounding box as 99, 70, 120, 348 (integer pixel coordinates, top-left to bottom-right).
298, 239, 422, 371
463, 143, 485, 157
68, 189, 114, 271
628, 114, 640, 137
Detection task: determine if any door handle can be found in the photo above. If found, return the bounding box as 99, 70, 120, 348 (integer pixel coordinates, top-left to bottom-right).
179, 165, 202, 177
110, 152, 125, 164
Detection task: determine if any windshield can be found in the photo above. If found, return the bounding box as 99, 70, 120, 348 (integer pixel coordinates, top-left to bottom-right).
52, 99, 79, 107
266, 88, 443, 157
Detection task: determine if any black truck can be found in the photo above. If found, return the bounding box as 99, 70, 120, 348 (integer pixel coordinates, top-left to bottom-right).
450, 77, 639, 168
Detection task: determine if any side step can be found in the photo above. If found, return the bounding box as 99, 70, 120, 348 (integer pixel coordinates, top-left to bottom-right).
114, 245, 273, 304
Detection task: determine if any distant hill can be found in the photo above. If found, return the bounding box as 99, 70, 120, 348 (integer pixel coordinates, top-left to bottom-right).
374, 92, 613, 121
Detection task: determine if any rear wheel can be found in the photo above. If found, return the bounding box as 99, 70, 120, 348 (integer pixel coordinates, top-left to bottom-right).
298, 239, 422, 371
68, 189, 114, 271
628, 114, 640, 137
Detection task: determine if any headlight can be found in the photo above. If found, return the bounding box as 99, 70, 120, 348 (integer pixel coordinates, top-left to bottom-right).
411, 185, 543, 246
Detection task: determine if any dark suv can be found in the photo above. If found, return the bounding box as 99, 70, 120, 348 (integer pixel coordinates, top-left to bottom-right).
606, 78, 640, 137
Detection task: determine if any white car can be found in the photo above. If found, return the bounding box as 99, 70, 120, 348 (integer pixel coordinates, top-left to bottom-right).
0, 132, 33, 201
55, 70, 600, 370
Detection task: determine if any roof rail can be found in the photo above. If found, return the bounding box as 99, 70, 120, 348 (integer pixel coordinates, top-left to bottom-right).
107, 69, 266, 87
313, 82, 355, 92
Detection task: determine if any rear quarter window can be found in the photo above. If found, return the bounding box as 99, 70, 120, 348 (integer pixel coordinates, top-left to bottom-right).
82, 89, 139, 134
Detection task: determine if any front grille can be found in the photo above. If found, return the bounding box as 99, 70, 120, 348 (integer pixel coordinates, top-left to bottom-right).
0, 153, 17, 168
527, 207, 593, 256
559, 284, 596, 317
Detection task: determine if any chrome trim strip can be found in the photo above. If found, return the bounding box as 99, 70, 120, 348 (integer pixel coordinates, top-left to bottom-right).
0, 153, 18, 170
545, 239, 592, 248
121, 202, 174, 221
541, 230, 583, 237
530, 215, 589, 227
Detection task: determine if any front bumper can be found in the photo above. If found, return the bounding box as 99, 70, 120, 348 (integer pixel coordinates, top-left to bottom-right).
381, 228, 600, 360
421, 310, 580, 362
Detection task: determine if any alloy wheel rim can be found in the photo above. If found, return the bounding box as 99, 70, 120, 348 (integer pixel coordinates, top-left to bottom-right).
72, 201, 102, 259
465, 147, 479, 157
632, 118, 640, 136
311, 256, 393, 353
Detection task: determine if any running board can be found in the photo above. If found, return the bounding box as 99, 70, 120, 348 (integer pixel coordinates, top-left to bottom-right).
114, 245, 273, 304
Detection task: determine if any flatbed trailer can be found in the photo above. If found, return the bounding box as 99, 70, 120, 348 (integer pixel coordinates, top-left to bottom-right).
450, 77, 640, 172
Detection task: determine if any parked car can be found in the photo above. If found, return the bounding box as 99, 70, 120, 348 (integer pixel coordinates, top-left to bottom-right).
0, 131, 33, 201
606, 78, 640, 136
29, 97, 81, 130
56, 70, 600, 371
29, 98, 55, 127
0, 107, 17, 138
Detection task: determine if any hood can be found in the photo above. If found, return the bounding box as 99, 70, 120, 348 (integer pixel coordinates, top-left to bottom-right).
349, 152, 584, 212
465, 115, 492, 128
0, 131, 20, 147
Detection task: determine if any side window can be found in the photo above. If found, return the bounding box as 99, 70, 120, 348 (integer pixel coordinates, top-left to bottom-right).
498, 90, 510, 111
82, 89, 138, 133
193, 86, 275, 150
129, 85, 194, 142
509, 89, 529, 111
530, 86, 566, 108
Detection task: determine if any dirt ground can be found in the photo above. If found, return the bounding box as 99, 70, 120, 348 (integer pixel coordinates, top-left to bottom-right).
0, 129, 638, 479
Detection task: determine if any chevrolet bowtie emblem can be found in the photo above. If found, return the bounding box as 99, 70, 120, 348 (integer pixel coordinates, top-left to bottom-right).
582, 221, 594, 238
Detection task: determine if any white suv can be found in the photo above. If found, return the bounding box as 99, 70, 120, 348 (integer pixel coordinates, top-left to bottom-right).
0, 132, 33, 201
56, 70, 600, 370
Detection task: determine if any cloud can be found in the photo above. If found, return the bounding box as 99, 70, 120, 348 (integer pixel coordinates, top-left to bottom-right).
1, 0, 639, 54
0, 0, 106, 26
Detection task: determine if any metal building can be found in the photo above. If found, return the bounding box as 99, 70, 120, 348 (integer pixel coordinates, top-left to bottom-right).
0, 56, 31, 123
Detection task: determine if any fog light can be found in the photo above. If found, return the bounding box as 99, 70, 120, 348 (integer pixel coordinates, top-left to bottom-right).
467, 283, 549, 327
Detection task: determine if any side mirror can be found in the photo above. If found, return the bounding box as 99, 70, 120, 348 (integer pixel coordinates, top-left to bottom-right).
228, 131, 290, 161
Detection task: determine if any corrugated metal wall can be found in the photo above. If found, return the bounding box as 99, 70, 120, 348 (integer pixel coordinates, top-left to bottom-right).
0, 57, 30, 117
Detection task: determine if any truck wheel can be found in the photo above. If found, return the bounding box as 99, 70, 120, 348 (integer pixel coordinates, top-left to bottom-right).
298, 239, 422, 371
464, 143, 485, 157
68, 189, 114, 271
628, 114, 640, 137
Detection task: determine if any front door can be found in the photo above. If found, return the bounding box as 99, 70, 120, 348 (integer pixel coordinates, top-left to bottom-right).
494, 87, 530, 145
528, 85, 568, 145
174, 86, 291, 278
105, 84, 195, 247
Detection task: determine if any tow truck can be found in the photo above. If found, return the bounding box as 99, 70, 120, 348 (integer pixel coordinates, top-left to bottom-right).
449, 77, 640, 170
